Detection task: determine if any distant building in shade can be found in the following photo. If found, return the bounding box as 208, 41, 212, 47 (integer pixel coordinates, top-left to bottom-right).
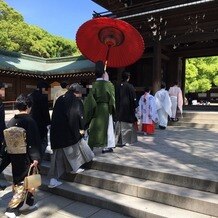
0, 49, 95, 101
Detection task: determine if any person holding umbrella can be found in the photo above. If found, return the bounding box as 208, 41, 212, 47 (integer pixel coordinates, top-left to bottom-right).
76, 17, 144, 152
84, 61, 116, 153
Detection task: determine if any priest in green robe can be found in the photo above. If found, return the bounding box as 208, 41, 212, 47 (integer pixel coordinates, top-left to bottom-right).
84, 61, 115, 152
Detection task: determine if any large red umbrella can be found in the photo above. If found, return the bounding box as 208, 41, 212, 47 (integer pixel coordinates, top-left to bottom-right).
76, 17, 144, 68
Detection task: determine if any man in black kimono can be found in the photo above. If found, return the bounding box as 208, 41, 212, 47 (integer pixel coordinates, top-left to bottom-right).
48, 83, 94, 188
28, 81, 51, 158
115, 71, 138, 146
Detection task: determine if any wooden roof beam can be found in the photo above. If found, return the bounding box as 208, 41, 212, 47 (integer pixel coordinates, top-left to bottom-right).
172, 46, 218, 57
98, 0, 215, 20
162, 32, 218, 45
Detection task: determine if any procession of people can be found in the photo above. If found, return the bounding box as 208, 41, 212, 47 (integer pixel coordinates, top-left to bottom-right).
0, 62, 184, 218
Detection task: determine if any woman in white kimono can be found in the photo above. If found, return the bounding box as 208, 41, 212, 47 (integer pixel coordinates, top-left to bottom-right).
169, 82, 183, 121
138, 87, 159, 135
155, 82, 172, 129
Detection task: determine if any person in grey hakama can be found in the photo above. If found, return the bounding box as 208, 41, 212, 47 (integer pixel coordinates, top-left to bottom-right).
115, 72, 138, 146
48, 84, 94, 188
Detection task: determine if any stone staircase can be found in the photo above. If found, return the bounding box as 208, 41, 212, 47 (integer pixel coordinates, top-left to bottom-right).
169, 111, 218, 129
39, 160, 218, 218
2, 123, 217, 218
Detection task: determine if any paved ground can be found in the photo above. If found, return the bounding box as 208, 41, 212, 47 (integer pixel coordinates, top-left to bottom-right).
0, 182, 129, 218
1, 110, 218, 217
95, 126, 218, 181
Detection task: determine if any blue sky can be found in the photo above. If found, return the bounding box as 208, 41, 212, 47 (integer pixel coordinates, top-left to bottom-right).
4, 0, 106, 40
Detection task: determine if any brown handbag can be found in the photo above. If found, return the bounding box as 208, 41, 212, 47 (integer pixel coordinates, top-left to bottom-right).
24, 165, 41, 190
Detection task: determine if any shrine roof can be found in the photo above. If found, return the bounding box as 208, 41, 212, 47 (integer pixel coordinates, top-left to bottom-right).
0, 49, 95, 75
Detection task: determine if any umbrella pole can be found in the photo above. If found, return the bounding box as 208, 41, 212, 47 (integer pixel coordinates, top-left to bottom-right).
104, 61, 108, 72
104, 45, 111, 71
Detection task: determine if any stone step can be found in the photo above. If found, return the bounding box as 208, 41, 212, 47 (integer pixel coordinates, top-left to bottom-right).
180, 112, 218, 123
181, 117, 218, 122
181, 111, 218, 120
169, 121, 218, 129
68, 169, 218, 217
40, 176, 212, 218
183, 106, 218, 112
171, 111, 218, 129
2, 165, 217, 217
85, 160, 218, 194
40, 161, 218, 216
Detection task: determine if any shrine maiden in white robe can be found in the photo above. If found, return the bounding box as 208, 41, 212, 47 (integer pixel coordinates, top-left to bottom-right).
155, 88, 172, 127
138, 93, 159, 132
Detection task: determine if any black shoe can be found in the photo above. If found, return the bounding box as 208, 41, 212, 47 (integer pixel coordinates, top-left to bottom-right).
25, 192, 34, 206
171, 118, 179, 122
0, 185, 6, 190
116, 144, 125, 147
175, 118, 179, 122
159, 125, 166, 130
102, 148, 114, 153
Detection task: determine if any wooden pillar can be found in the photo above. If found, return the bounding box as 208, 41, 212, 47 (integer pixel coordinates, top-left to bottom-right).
167, 56, 180, 88
152, 42, 162, 94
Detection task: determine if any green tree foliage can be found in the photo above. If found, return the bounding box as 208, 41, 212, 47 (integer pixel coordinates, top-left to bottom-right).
185, 56, 218, 93
0, 0, 80, 58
